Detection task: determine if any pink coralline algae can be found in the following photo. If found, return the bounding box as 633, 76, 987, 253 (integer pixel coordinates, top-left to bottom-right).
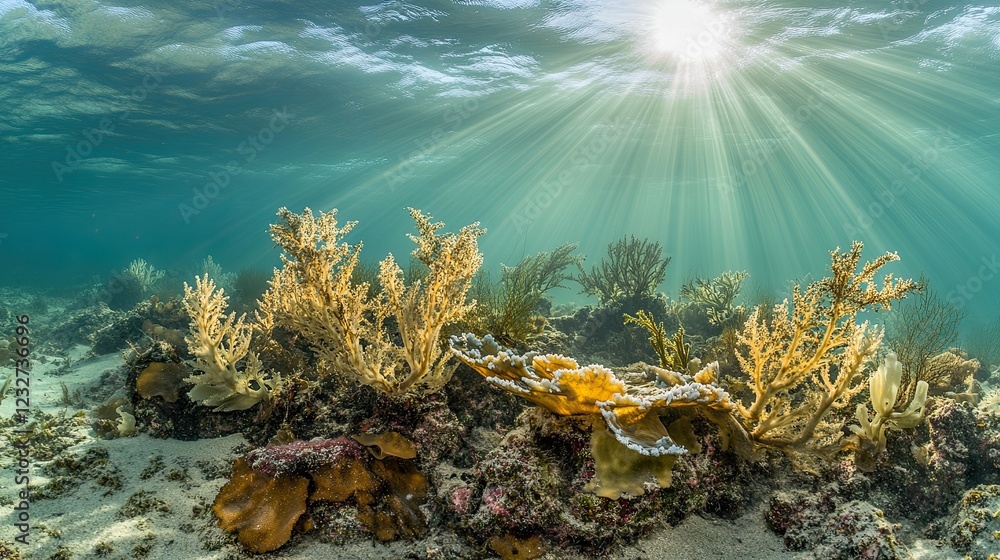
245, 437, 366, 477
482, 487, 512, 518
449, 485, 475, 515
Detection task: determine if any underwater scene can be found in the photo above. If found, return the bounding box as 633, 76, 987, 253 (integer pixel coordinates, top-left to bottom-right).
2, 0, 1000, 558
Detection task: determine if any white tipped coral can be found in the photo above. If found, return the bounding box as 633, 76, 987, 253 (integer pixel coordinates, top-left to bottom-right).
450, 333, 736, 497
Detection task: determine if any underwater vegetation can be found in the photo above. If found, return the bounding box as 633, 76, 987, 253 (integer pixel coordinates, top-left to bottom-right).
733, 242, 918, 460
575, 235, 670, 312
33, 205, 1000, 559
466, 243, 582, 347
182, 275, 283, 412
885, 276, 966, 406
623, 310, 691, 371
103, 259, 166, 311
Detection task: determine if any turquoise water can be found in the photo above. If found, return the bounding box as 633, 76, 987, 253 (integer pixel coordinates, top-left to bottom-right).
2, 0, 999, 327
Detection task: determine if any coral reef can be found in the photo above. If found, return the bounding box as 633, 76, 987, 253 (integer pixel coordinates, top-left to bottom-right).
949, 484, 1000, 560
459, 407, 758, 552
766, 488, 906, 559
23, 218, 996, 560
847, 352, 928, 471
734, 242, 918, 458
854, 396, 1000, 527
125, 340, 261, 440
261, 207, 484, 395
450, 333, 735, 498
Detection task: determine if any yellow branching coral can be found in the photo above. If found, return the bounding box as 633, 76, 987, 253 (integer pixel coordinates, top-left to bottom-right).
379, 209, 484, 392
183, 275, 282, 411
262, 207, 484, 395
450, 333, 735, 496
735, 242, 918, 457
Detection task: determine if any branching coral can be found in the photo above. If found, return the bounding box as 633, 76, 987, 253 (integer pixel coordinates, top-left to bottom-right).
576, 236, 670, 305
450, 333, 735, 497
885, 277, 963, 404
380, 209, 484, 390
126, 258, 164, 292
182, 275, 282, 411
261, 207, 484, 395
734, 242, 918, 458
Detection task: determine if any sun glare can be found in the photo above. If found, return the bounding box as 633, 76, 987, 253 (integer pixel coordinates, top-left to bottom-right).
645, 0, 732, 62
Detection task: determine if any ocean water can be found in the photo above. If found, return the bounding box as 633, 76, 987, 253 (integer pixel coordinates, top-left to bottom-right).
2, 2, 1000, 558
3, 0, 999, 330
